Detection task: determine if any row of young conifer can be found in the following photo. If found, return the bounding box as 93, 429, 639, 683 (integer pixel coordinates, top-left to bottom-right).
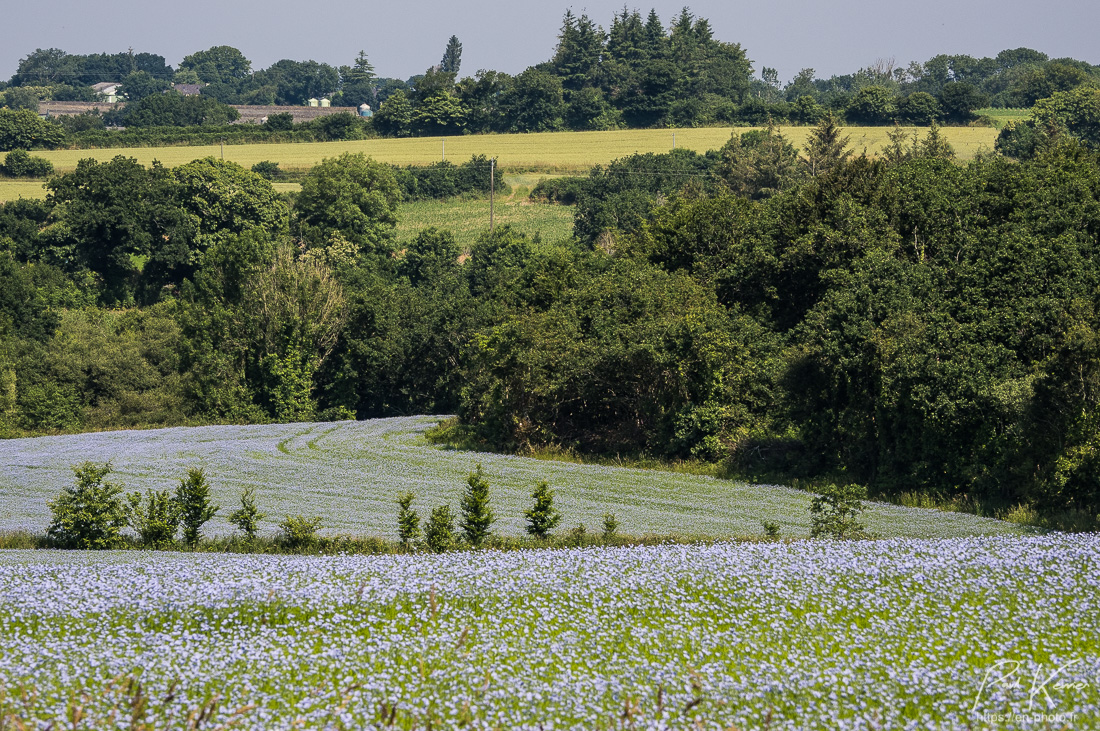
38, 461, 618, 552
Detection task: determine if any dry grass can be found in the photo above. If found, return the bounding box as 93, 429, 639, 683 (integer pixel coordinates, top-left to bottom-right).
31, 125, 1001, 174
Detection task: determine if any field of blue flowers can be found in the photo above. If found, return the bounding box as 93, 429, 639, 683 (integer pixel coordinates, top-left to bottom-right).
0, 417, 1027, 540
1, 535, 1097, 729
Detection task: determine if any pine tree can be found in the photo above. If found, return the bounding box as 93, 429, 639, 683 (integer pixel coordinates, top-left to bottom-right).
460, 464, 495, 548
440, 36, 463, 75
801, 112, 852, 177
397, 492, 421, 548
916, 122, 956, 160
883, 122, 916, 166
425, 504, 455, 553
175, 467, 219, 547
524, 481, 561, 538
602, 513, 619, 539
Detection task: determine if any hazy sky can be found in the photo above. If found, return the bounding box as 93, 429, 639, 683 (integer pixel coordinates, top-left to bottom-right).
3, 0, 1098, 84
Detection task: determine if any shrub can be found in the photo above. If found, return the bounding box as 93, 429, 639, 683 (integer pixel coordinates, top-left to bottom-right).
175, 468, 219, 547
762, 520, 781, 538
524, 481, 560, 539
602, 513, 619, 540
459, 464, 495, 548
278, 515, 323, 550
126, 489, 180, 548
425, 504, 456, 553
809, 484, 870, 539
251, 160, 281, 180
396, 492, 421, 549
228, 486, 265, 540
46, 462, 128, 549
1, 149, 54, 178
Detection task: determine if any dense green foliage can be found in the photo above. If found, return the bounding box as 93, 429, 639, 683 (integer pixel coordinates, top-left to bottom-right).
2, 112, 1100, 528
45, 462, 127, 549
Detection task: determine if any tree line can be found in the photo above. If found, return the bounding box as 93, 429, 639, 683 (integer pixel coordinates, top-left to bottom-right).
3, 8, 1098, 144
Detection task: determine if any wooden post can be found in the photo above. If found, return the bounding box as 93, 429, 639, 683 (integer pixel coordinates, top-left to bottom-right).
490, 157, 495, 232
442, 139, 445, 162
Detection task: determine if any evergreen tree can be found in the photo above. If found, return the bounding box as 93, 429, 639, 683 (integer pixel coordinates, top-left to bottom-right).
524, 481, 561, 538
175, 467, 219, 547
801, 112, 852, 177
460, 463, 495, 547
883, 122, 917, 165
602, 513, 619, 539
397, 492, 421, 548
425, 504, 456, 553
441, 36, 463, 75
915, 122, 956, 159
341, 51, 376, 107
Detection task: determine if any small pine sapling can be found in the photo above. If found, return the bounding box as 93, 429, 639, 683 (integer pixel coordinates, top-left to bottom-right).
397, 492, 421, 549
460, 464, 495, 548
524, 481, 561, 539
762, 520, 781, 538
425, 504, 456, 553
602, 513, 619, 540
228, 486, 266, 540
175, 467, 219, 547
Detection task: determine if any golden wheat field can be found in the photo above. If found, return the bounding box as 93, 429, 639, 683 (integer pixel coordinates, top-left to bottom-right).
26, 125, 1000, 175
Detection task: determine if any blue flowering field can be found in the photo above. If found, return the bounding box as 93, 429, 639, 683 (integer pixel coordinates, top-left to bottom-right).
0, 416, 1026, 540
1, 535, 1097, 729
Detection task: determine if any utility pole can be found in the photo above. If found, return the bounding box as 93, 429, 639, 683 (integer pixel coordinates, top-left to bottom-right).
220, 138, 224, 160
489, 157, 495, 232
673, 131, 676, 149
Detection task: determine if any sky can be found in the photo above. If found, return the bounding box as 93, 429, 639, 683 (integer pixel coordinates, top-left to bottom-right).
3, 0, 1098, 85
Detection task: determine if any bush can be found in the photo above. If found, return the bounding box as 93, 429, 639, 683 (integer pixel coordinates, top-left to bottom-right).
524, 481, 561, 539
228, 486, 265, 540
460, 464, 495, 548
529, 176, 587, 205
424, 504, 456, 553
396, 492, 421, 548
46, 462, 127, 549
278, 515, 323, 550
1, 149, 54, 178
251, 160, 281, 180
809, 484, 870, 539
175, 467, 219, 546
126, 489, 180, 548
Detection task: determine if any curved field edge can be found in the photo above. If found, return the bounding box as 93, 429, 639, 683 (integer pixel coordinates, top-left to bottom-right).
0, 535, 1096, 729
0, 416, 1027, 539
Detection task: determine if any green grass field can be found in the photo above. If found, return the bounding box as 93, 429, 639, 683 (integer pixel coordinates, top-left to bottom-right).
396, 190, 574, 251
0, 417, 1028, 541
0, 180, 47, 201
28, 125, 1001, 174
977, 107, 1031, 129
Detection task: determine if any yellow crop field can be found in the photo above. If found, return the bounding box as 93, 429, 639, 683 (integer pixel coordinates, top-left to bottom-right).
30, 125, 1001, 174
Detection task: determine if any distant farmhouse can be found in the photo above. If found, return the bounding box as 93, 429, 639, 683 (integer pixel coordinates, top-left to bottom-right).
91, 82, 122, 103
